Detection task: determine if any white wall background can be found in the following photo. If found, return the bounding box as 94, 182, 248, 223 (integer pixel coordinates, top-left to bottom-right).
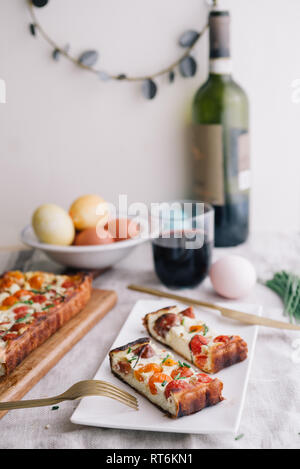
1, 0, 300, 245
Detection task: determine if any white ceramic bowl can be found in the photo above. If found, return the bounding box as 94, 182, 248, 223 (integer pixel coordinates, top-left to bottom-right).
21, 225, 149, 269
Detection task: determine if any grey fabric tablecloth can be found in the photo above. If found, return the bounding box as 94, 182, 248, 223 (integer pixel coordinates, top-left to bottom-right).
0, 233, 299, 449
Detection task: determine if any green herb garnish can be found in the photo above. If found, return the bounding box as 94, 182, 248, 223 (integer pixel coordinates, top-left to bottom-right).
127, 355, 138, 363
162, 354, 170, 364
15, 313, 32, 323
181, 319, 185, 326
265, 271, 300, 323
202, 324, 209, 336
183, 362, 191, 368
178, 361, 184, 367
161, 381, 167, 387
234, 434, 244, 441
42, 304, 54, 311
51, 406, 59, 411
23, 300, 34, 305
127, 347, 131, 354
174, 373, 181, 380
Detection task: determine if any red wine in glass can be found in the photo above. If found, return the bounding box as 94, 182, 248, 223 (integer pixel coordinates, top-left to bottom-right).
152, 230, 213, 289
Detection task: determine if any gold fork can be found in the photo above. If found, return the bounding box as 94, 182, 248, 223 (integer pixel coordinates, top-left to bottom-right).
0, 380, 138, 411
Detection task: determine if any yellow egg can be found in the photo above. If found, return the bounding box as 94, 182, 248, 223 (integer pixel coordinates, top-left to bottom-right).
69, 194, 108, 231
32, 204, 75, 246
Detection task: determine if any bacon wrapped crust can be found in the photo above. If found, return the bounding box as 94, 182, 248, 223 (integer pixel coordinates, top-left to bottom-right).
143, 306, 248, 374
109, 337, 224, 419
0, 272, 92, 377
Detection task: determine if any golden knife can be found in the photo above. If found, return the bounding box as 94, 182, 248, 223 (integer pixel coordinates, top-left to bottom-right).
127, 284, 300, 331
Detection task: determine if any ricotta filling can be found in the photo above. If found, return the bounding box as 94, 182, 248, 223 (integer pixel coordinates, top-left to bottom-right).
111, 342, 207, 416
147, 306, 224, 370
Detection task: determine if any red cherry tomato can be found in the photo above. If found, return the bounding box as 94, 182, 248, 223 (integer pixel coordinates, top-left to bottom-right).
61, 280, 74, 289
2, 333, 18, 341
194, 354, 208, 369
197, 373, 213, 384
13, 306, 29, 317
189, 334, 209, 355
181, 307, 195, 319
164, 380, 192, 399
171, 366, 193, 380
11, 323, 28, 332
213, 335, 231, 344
31, 295, 46, 304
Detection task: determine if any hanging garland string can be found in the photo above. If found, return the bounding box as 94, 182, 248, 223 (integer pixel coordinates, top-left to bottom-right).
27, 0, 210, 99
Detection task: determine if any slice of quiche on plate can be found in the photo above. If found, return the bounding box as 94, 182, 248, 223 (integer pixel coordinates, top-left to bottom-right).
110, 337, 223, 418
143, 305, 248, 373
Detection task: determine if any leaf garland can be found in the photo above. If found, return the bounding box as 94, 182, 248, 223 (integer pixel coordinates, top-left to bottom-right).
27, 0, 209, 100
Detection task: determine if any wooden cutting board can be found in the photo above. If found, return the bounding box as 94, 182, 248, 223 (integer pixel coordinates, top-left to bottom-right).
0, 288, 117, 420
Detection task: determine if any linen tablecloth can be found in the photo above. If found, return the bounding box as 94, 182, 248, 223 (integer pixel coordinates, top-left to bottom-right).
0, 233, 299, 449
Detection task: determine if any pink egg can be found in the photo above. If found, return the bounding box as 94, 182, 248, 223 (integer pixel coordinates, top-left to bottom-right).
209, 255, 256, 299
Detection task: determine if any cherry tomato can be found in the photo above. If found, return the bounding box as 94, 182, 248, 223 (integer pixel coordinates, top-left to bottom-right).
2, 333, 18, 341
61, 280, 74, 289
181, 307, 195, 319
13, 306, 29, 317
162, 358, 177, 367
171, 366, 193, 379
6, 271, 24, 280
31, 294, 46, 304
189, 325, 205, 333
15, 289, 33, 299
134, 363, 162, 382
165, 380, 192, 399
194, 354, 208, 369
11, 323, 28, 332
213, 335, 231, 344
189, 334, 209, 355
0, 278, 13, 289
149, 373, 171, 395
29, 274, 44, 290
197, 373, 213, 384
2, 295, 18, 307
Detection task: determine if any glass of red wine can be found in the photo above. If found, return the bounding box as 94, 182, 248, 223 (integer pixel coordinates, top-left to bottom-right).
151, 201, 214, 289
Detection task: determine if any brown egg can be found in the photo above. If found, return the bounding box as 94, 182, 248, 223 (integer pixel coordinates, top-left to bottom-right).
74, 227, 114, 246
105, 218, 140, 241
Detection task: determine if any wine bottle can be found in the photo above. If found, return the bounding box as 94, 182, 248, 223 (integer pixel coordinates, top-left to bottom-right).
191, 8, 250, 247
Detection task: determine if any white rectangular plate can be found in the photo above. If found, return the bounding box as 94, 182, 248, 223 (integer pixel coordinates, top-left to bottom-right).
71, 299, 260, 434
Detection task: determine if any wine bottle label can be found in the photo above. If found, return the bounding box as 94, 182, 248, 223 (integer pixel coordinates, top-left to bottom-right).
191, 125, 250, 206
191, 124, 225, 205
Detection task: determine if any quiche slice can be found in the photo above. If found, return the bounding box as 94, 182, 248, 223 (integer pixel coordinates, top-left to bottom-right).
109, 337, 223, 418
143, 306, 248, 374
0, 270, 92, 377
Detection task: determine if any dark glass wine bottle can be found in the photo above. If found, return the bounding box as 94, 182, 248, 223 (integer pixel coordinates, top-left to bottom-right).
191, 8, 250, 247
